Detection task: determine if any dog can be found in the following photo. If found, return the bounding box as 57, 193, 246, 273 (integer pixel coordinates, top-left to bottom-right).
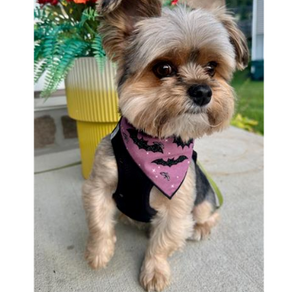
82, 0, 249, 291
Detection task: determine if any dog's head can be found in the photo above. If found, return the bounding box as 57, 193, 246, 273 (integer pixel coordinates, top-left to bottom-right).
97, 0, 249, 141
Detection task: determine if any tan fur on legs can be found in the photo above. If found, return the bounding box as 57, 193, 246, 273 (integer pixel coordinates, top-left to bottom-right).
82, 136, 118, 269
140, 164, 196, 291
190, 200, 220, 241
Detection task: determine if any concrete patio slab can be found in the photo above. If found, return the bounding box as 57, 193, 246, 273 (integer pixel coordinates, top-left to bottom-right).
35, 126, 263, 292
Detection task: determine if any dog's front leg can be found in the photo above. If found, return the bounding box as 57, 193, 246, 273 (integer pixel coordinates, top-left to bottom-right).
83, 179, 117, 269
82, 137, 118, 270
140, 188, 194, 292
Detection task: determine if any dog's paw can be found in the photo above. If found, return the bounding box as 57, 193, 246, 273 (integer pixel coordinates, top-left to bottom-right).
188, 222, 211, 241
85, 236, 116, 269
189, 213, 220, 241
140, 259, 170, 292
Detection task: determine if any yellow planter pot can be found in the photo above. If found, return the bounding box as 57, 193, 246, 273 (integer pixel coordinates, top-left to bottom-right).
65, 57, 119, 179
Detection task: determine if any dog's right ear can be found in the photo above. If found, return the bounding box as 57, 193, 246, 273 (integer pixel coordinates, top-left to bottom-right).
97, 0, 162, 63
180, 0, 249, 70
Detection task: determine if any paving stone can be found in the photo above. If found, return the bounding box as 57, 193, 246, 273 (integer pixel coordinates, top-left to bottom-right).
61, 115, 78, 139
34, 115, 56, 148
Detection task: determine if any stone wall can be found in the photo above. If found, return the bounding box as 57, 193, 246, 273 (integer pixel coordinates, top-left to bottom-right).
34, 108, 79, 155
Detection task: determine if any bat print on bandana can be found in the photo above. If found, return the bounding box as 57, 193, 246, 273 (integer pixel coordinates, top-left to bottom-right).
120, 117, 194, 198
152, 155, 188, 167
127, 128, 164, 153
173, 137, 193, 149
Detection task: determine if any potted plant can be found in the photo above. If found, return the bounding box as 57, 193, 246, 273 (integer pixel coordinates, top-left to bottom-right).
34, 0, 120, 178
34, 0, 179, 178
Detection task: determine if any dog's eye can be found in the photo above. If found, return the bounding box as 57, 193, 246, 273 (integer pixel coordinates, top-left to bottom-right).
153, 62, 176, 78
205, 62, 218, 77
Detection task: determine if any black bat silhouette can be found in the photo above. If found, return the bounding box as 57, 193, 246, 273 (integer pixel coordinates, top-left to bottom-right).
152, 155, 188, 167
173, 137, 193, 149
127, 128, 164, 153
160, 172, 170, 181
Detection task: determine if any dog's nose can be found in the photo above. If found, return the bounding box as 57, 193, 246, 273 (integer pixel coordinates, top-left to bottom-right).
188, 84, 212, 106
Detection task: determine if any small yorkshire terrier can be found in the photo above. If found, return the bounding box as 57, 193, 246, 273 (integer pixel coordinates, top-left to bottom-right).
82, 0, 248, 291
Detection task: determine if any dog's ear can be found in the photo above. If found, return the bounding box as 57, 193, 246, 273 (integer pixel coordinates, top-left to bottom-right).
97, 0, 162, 63
213, 7, 249, 70
180, 1, 249, 70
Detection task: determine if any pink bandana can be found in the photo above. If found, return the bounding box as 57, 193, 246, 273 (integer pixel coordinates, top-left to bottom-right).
119, 118, 194, 199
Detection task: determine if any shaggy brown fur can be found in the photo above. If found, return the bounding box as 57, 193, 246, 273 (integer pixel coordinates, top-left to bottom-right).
83, 0, 249, 291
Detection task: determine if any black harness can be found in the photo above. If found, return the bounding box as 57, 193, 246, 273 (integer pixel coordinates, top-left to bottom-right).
111, 126, 217, 223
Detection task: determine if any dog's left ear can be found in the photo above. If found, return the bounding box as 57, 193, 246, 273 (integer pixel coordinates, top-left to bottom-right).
180, 1, 249, 70
213, 8, 249, 70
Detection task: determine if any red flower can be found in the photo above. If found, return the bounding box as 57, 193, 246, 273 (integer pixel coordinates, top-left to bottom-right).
37, 0, 59, 5
69, 0, 97, 3
171, 0, 178, 5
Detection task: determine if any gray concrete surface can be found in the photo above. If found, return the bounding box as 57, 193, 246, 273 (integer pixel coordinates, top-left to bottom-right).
35, 126, 263, 292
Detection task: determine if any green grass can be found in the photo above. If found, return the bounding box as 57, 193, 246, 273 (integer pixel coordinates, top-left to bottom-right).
230, 67, 264, 135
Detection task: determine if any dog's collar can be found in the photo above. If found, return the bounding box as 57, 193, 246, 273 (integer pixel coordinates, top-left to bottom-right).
113, 117, 194, 199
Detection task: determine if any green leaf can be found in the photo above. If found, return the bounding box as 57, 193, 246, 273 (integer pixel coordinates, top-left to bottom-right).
92, 35, 106, 70
41, 38, 89, 97
34, 60, 47, 83
34, 3, 106, 96
231, 113, 259, 133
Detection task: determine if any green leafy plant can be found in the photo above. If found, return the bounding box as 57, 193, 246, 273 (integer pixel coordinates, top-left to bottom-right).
34, 0, 105, 97
231, 113, 259, 133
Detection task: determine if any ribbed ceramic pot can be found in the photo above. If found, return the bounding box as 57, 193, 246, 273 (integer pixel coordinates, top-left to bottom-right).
65, 57, 119, 179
